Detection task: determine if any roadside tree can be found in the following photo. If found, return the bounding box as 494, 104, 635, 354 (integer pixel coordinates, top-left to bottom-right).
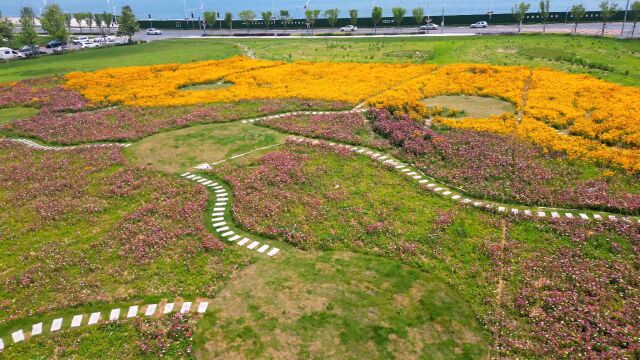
239, 10, 256, 33
512, 2, 531, 33
392, 7, 406, 34
117, 5, 140, 43
372, 6, 383, 34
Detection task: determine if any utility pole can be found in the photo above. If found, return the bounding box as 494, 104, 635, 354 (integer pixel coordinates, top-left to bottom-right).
621, 0, 630, 37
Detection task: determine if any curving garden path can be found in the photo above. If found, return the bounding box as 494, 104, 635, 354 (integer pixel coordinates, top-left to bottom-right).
0, 299, 209, 351
1, 138, 131, 150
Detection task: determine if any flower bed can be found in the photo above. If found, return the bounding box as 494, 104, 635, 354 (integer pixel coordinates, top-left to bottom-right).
0, 142, 230, 322
0, 77, 88, 112
259, 112, 390, 149
4, 99, 350, 144
369, 108, 640, 214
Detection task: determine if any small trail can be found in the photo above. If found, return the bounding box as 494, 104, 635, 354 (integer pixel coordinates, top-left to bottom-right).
235, 43, 256, 59
489, 220, 509, 359
286, 136, 640, 225
1, 138, 131, 151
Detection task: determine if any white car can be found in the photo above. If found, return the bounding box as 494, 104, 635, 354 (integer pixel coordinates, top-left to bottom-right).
340, 25, 357, 32
146, 28, 162, 35
0, 47, 23, 60
72, 36, 90, 44
470, 21, 489, 28
80, 41, 99, 49
419, 24, 439, 31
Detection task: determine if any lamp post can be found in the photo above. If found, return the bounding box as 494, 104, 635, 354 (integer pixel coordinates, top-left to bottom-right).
621, 0, 630, 37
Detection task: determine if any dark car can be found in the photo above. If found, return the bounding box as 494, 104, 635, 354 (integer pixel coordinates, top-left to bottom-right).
45, 40, 66, 48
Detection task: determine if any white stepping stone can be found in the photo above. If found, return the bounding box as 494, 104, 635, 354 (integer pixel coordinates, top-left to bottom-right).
418, 180, 429, 183
214, 202, 227, 206
593, 214, 602, 220
395, 165, 405, 169
197, 302, 209, 314
109, 309, 120, 321
524, 210, 532, 216
473, 202, 482, 207
88, 312, 100, 325
247, 241, 260, 249
214, 189, 226, 194
221, 231, 235, 237
180, 172, 191, 177
0, 339, 3, 351
145, 304, 157, 316
212, 212, 224, 217
12, 330, 25, 343
565, 213, 574, 218
401, 169, 410, 172
202, 180, 212, 185
71, 314, 83, 327
186, 175, 197, 179
215, 226, 229, 232
207, 183, 218, 187
442, 191, 451, 196
211, 217, 224, 222
237, 238, 250, 246
406, 171, 417, 175
267, 248, 280, 256
452, 195, 461, 200
213, 207, 225, 212
537, 211, 546, 217
51, 318, 63, 332
228, 235, 241, 241
163, 303, 174, 314
413, 176, 422, 179
180, 302, 192, 314
197, 179, 208, 183
127, 305, 138, 318
213, 185, 223, 189
498, 207, 506, 212
257, 245, 269, 253
191, 176, 202, 181
608, 215, 617, 221
427, 183, 436, 187
511, 209, 519, 214
551, 212, 559, 218
434, 187, 443, 192
32, 322, 43, 335
213, 221, 227, 227
378, 156, 388, 160
217, 197, 229, 202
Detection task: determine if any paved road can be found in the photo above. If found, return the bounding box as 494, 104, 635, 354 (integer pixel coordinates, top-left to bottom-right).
134, 21, 638, 41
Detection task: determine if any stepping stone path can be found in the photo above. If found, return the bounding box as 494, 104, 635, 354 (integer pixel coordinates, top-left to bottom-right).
240, 108, 367, 125
287, 137, 640, 225
181, 172, 281, 257
2, 138, 131, 151
0, 299, 210, 352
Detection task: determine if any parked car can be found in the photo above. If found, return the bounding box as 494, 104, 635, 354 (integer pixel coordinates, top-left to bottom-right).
19, 45, 43, 57
80, 41, 99, 49
339, 25, 357, 32
146, 28, 162, 35
0, 47, 23, 61
52, 45, 71, 54
470, 21, 489, 28
72, 36, 90, 44
46, 40, 66, 48
419, 24, 439, 31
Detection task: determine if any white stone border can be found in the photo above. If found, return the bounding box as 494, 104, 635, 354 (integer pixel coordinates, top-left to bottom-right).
1, 138, 131, 151
288, 137, 640, 225
0, 300, 209, 352
240, 108, 367, 125
181, 173, 281, 257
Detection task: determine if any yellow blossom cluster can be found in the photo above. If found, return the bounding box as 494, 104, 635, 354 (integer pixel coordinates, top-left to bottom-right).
64, 58, 640, 172
64, 56, 433, 107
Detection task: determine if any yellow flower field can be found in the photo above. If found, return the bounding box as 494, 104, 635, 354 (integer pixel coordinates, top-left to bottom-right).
64, 57, 640, 172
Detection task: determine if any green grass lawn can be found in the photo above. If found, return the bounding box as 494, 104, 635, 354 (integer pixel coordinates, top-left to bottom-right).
126, 123, 287, 172
195, 251, 489, 358
1, 35, 638, 86
0, 107, 39, 125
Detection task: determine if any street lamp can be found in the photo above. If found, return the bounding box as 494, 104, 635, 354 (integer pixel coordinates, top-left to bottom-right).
621, 0, 630, 37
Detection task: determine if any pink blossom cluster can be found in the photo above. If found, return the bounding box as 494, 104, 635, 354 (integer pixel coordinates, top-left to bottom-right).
136, 312, 195, 357
369, 108, 640, 214
261, 112, 390, 149
0, 77, 88, 111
